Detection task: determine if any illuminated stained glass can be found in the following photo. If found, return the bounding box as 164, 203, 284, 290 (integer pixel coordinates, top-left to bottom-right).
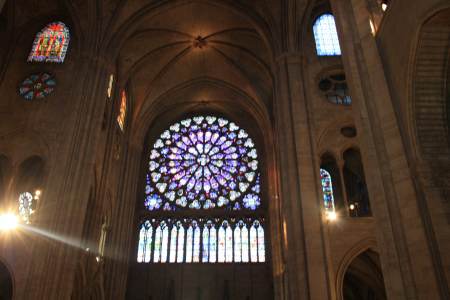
177, 225, 185, 262
218, 226, 225, 263
19, 73, 56, 100
169, 226, 177, 263
234, 225, 242, 263
137, 218, 265, 263
18, 192, 34, 224
242, 225, 249, 263
320, 168, 335, 213
107, 74, 114, 99
313, 14, 341, 56
250, 223, 258, 262
137, 221, 153, 263
145, 116, 260, 211
202, 225, 210, 262
186, 226, 193, 263
256, 221, 265, 262
193, 223, 200, 262
137, 116, 266, 264
117, 90, 127, 131
28, 22, 70, 63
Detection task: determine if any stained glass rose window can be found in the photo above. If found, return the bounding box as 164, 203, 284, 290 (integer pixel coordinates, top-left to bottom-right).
19, 72, 56, 100
145, 116, 261, 211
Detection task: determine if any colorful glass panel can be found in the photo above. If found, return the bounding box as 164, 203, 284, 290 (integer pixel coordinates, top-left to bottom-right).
256, 221, 265, 262
137, 221, 153, 263
169, 226, 177, 263
241, 225, 249, 263
193, 225, 200, 262
185, 226, 193, 263
320, 168, 335, 213
218, 226, 225, 263
137, 218, 265, 263
250, 224, 258, 262
19, 73, 56, 100
117, 90, 127, 131
177, 225, 185, 262
313, 14, 341, 56
234, 226, 241, 263
145, 116, 260, 211
28, 22, 70, 63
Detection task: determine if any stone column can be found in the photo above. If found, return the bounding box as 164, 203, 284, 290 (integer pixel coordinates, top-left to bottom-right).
330, 0, 446, 298
274, 53, 332, 300
336, 158, 350, 216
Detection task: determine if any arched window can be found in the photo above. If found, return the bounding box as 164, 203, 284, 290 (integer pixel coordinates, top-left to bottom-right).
117, 90, 127, 131
28, 22, 70, 63
313, 14, 341, 56
320, 168, 335, 213
137, 115, 266, 263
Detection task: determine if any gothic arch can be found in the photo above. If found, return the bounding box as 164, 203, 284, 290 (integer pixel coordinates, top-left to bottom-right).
335, 238, 378, 300
0, 257, 14, 300
409, 6, 450, 160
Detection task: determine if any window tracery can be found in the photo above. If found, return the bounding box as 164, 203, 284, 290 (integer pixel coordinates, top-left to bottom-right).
28, 22, 70, 63
138, 115, 266, 264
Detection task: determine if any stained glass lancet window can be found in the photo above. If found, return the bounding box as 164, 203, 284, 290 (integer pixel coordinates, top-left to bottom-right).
137, 115, 266, 263
117, 90, 127, 131
320, 168, 335, 213
28, 22, 70, 63
313, 14, 341, 56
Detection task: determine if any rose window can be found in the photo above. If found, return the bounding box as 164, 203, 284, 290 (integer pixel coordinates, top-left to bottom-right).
145, 116, 261, 211
19, 72, 56, 100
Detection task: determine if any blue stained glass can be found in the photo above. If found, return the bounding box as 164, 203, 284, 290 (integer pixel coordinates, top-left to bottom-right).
145, 116, 261, 211
320, 168, 335, 213
313, 14, 342, 56
136, 218, 265, 264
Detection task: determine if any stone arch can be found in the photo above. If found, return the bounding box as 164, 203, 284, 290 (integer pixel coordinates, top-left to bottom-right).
335, 238, 380, 300
0, 257, 14, 300
410, 7, 450, 160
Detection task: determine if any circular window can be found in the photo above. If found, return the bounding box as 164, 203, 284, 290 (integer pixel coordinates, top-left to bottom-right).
19, 72, 56, 100
145, 115, 261, 211
318, 72, 351, 105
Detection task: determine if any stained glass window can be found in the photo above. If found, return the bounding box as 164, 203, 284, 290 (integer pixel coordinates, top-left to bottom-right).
18, 192, 34, 224
137, 116, 266, 264
313, 14, 341, 56
145, 116, 260, 211
19, 73, 56, 100
320, 168, 335, 213
117, 90, 127, 131
318, 73, 352, 105
107, 74, 114, 99
137, 218, 265, 263
28, 22, 70, 63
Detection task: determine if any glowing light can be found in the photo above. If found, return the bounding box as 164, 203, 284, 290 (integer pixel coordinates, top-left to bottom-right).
326, 211, 337, 221
349, 204, 355, 210
381, 3, 388, 11
0, 213, 18, 231
35, 190, 41, 196
369, 19, 376, 36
